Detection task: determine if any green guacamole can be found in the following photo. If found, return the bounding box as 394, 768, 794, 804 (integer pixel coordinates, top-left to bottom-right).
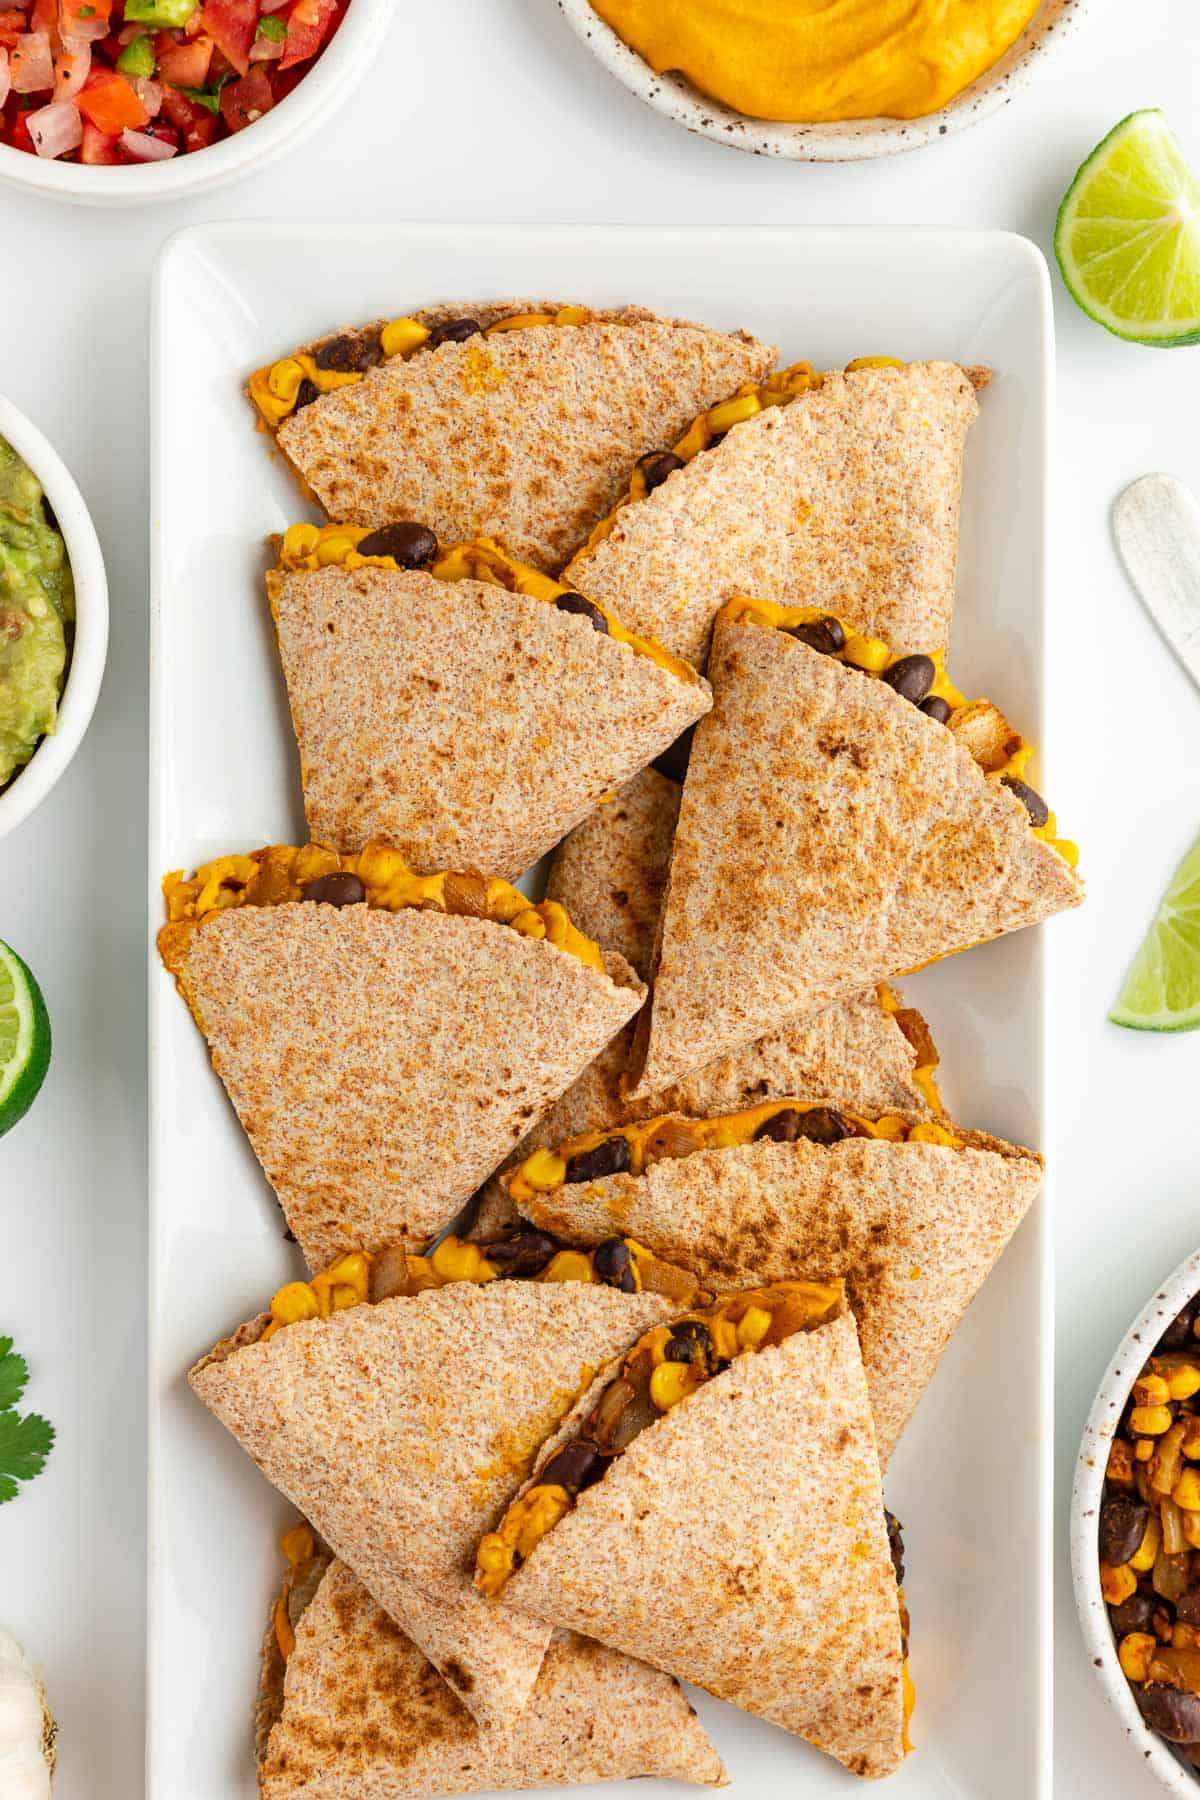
0, 436, 74, 791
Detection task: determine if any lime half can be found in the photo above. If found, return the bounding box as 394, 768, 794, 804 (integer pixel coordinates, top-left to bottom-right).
1111, 834, 1200, 1030
0, 940, 51, 1136
1055, 110, 1200, 346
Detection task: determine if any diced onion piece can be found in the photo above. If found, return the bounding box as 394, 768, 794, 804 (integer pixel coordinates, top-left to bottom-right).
53, 35, 91, 100
10, 30, 53, 92
64, 11, 109, 36
26, 96, 82, 156
118, 124, 175, 159
248, 32, 282, 58
0, 48, 10, 110
131, 74, 161, 114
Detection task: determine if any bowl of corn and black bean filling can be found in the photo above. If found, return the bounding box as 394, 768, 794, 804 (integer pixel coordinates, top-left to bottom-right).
1074, 1249, 1200, 1794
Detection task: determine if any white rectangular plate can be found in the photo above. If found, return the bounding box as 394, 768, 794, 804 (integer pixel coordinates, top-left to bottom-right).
149, 223, 1054, 1800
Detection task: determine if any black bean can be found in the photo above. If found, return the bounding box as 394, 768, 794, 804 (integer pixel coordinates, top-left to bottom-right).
787, 615, 846, 656
293, 377, 319, 412
881, 654, 936, 705
638, 450, 684, 492
1099, 1494, 1150, 1566
426, 317, 482, 348
1138, 1684, 1200, 1743
885, 1511, 906, 1587
653, 724, 694, 785
1001, 775, 1050, 828
592, 1237, 637, 1293
919, 695, 952, 724
300, 872, 367, 907
665, 1318, 714, 1369
540, 1437, 605, 1494
755, 1105, 852, 1146
564, 1136, 632, 1184
356, 522, 439, 568
485, 1229, 560, 1278
314, 331, 381, 374
1109, 1591, 1157, 1637
554, 591, 609, 634
1177, 1591, 1200, 1627
1158, 1296, 1200, 1353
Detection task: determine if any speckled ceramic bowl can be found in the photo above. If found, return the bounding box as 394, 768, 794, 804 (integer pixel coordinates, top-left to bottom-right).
557, 0, 1088, 160
1072, 1248, 1200, 1797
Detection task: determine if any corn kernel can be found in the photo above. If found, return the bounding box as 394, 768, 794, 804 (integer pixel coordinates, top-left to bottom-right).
736, 1305, 773, 1349
380, 317, 430, 359
270, 1281, 320, 1326
538, 1250, 596, 1285
267, 356, 304, 401
554, 306, 590, 327
1174, 1469, 1200, 1511
1119, 1631, 1156, 1682
1107, 1438, 1136, 1487
1184, 1511, 1200, 1550
706, 393, 761, 436
484, 311, 555, 333
1100, 1562, 1137, 1605
1130, 1514, 1161, 1572
649, 1361, 695, 1411
843, 632, 892, 673
325, 1252, 371, 1298
430, 1238, 497, 1285
315, 533, 358, 568
1168, 1365, 1200, 1401
516, 1148, 568, 1194
1135, 1439, 1154, 1462
1134, 1374, 1171, 1408
281, 522, 321, 563
1175, 1623, 1200, 1649
1130, 1405, 1174, 1437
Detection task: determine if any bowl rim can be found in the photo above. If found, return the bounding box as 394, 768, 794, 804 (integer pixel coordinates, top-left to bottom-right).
1071, 1245, 1200, 1798
0, 0, 396, 205
555, 0, 1090, 161
0, 392, 108, 841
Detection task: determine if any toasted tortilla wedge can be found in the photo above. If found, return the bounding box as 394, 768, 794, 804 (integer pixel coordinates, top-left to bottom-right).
497, 1307, 905, 1779
564, 361, 984, 668
191, 1279, 674, 1731
628, 609, 1084, 1099
267, 303, 775, 570
161, 899, 642, 1267
258, 1558, 727, 1797
267, 564, 709, 874
521, 1125, 1041, 1463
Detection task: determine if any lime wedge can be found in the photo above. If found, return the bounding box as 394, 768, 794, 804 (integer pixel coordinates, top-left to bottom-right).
1055, 110, 1200, 346
1111, 834, 1200, 1030
0, 940, 51, 1136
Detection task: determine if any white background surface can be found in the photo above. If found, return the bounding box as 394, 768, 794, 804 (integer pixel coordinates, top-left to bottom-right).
0, 3, 1198, 1797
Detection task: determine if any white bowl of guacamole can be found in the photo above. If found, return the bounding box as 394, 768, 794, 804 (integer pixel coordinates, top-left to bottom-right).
557, 0, 1089, 159
0, 395, 107, 843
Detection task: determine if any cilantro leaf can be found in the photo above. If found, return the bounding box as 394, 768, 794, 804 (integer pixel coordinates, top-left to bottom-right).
176, 73, 233, 113
0, 1408, 54, 1502
0, 1336, 28, 1412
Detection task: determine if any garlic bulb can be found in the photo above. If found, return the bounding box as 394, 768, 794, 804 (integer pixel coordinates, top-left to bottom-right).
0, 1632, 56, 1797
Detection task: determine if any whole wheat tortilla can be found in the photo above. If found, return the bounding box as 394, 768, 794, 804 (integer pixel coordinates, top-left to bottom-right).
191, 1280, 673, 1732
273, 305, 775, 571
163, 901, 643, 1268
564, 361, 984, 667
522, 1128, 1042, 1462
258, 1559, 727, 1797
267, 566, 709, 875
499, 1309, 905, 1780
628, 611, 1084, 1099
545, 765, 683, 978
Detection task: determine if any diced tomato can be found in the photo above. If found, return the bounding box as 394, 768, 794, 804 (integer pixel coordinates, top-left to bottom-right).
76, 65, 147, 129
79, 114, 119, 158
198, 0, 253, 74
158, 78, 214, 149
60, 0, 113, 30
30, 0, 56, 37
155, 29, 209, 83
204, 40, 232, 79
217, 58, 269, 130
2, 101, 35, 151
278, 0, 333, 68
0, 11, 26, 50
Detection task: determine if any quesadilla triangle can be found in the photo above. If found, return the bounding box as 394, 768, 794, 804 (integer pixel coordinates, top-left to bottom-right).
267, 525, 710, 874
563, 357, 988, 669
627, 599, 1085, 1100
477, 1284, 911, 1779
191, 1254, 699, 1732
247, 300, 775, 571
156, 842, 645, 1267
503, 1094, 1043, 1463
257, 1547, 728, 1799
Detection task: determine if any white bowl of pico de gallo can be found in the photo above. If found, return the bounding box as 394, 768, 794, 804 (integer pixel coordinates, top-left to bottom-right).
0, 0, 393, 200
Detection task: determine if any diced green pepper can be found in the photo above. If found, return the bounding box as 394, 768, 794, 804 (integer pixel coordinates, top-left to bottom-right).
255, 14, 285, 39
123, 0, 196, 28
116, 32, 156, 75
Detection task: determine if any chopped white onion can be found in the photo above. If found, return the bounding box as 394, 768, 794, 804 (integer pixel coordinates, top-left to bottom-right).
0, 48, 10, 110
53, 34, 90, 100
26, 96, 82, 156
118, 124, 175, 159
10, 30, 53, 93
248, 33, 282, 59
62, 10, 108, 38
131, 74, 161, 114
